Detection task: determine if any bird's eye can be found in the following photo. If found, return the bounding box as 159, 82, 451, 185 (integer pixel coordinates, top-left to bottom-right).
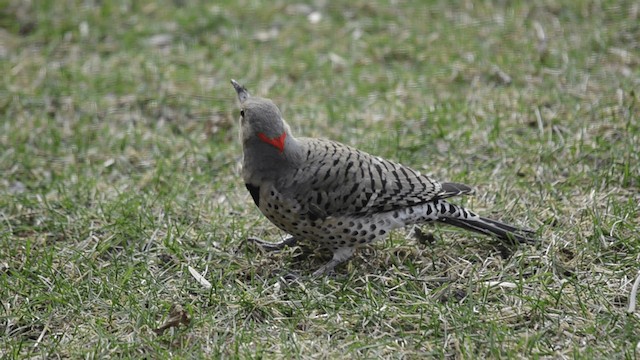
240, 110, 245, 117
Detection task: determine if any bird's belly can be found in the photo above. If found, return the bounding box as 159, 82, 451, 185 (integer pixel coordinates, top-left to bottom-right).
258, 197, 400, 251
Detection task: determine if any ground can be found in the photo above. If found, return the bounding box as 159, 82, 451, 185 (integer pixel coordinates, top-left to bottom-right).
1, 0, 639, 358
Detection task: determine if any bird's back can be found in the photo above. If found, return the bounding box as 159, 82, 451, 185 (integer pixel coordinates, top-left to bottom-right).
273, 137, 454, 218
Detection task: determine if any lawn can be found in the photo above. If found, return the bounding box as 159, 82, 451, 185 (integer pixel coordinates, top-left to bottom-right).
1, 0, 639, 358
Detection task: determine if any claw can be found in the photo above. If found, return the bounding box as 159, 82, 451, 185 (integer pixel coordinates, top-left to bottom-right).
246, 236, 298, 252
311, 247, 355, 277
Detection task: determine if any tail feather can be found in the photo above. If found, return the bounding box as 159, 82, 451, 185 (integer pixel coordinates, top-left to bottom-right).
439, 216, 536, 244
434, 200, 536, 244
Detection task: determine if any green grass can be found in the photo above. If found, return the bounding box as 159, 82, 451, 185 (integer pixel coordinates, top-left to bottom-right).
1, 0, 639, 358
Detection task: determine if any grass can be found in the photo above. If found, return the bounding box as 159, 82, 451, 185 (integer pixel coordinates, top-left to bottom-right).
1, 0, 639, 358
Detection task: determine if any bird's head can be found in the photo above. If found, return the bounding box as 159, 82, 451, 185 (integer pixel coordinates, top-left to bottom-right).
231, 80, 294, 154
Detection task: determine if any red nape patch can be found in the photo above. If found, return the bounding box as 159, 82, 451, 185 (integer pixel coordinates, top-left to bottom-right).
257, 132, 287, 153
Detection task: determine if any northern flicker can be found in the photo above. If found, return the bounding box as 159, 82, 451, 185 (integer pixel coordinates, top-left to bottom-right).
231, 80, 535, 276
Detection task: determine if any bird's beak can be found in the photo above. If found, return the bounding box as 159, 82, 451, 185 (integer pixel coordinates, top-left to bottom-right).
231, 79, 250, 103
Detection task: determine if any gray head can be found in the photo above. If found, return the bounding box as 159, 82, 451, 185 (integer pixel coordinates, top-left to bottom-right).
231, 80, 301, 182
231, 80, 295, 154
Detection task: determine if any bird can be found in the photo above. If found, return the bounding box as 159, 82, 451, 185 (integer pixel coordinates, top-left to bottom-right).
231, 79, 535, 276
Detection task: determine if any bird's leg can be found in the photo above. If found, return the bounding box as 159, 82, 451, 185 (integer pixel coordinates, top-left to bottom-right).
312, 247, 356, 277
247, 236, 298, 251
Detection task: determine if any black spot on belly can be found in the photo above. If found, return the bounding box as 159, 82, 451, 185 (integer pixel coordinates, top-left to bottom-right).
245, 183, 260, 207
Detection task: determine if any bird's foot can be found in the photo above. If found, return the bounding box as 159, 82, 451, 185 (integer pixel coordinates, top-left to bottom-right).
312, 247, 355, 277
246, 236, 298, 252
312, 262, 338, 277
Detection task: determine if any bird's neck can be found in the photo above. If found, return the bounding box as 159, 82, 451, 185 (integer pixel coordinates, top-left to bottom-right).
242, 132, 302, 183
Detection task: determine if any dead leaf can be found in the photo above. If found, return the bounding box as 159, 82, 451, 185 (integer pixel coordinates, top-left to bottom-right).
153, 304, 190, 335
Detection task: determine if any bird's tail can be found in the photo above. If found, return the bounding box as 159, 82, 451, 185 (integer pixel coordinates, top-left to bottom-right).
436, 201, 536, 244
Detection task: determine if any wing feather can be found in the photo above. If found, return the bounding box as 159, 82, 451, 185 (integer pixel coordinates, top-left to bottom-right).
277, 138, 448, 216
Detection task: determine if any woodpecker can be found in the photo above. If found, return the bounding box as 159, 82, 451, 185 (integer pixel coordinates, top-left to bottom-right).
231, 80, 535, 276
